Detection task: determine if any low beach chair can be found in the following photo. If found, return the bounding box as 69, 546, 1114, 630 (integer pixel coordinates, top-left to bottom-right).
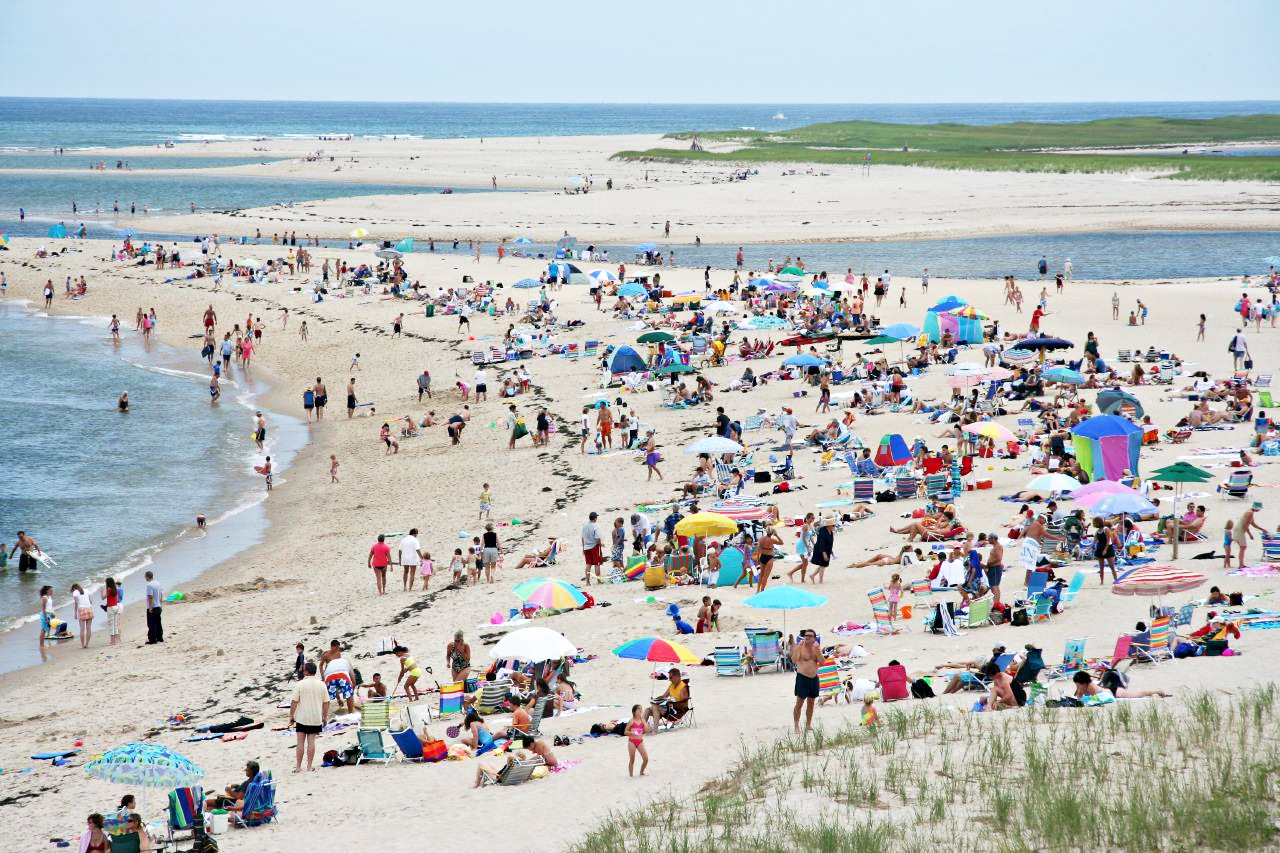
1222, 470, 1253, 499
910, 578, 933, 609
231, 771, 278, 827
389, 727, 426, 761
818, 658, 845, 703
166, 786, 204, 849
1103, 634, 1133, 669
1260, 533, 1280, 562
868, 587, 906, 634
476, 679, 512, 714
1172, 603, 1196, 630
583, 340, 599, 358
924, 473, 948, 499
747, 630, 783, 673
1133, 615, 1172, 664
437, 682, 466, 717
714, 646, 748, 677
1050, 638, 1087, 679
1259, 391, 1275, 409
534, 539, 560, 567
359, 697, 391, 731
853, 478, 875, 502
1025, 571, 1048, 602
355, 729, 398, 766
1059, 570, 1086, 609
1030, 594, 1053, 622
959, 595, 994, 628
510, 696, 553, 741
480, 757, 544, 787
1116, 349, 1132, 363
471, 350, 487, 365
895, 475, 919, 500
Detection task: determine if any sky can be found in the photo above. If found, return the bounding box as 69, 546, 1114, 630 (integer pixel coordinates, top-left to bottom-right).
4, 1, 1278, 103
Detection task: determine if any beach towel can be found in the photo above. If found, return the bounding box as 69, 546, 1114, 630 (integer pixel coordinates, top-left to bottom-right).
829, 622, 875, 636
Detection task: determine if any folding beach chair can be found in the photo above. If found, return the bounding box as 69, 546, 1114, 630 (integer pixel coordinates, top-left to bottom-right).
1172, 603, 1196, 630
510, 695, 553, 741
1025, 571, 1048, 601
534, 539, 559, 567
1259, 391, 1275, 409
480, 757, 545, 787
747, 630, 783, 673
867, 587, 905, 634
476, 679, 512, 714
1261, 533, 1280, 562
583, 340, 599, 358
563, 343, 579, 359
1059, 570, 1086, 608
924, 473, 948, 499
896, 475, 920, 500
1256, 373, 1272, 389
437, 681, 466, 717
231, 771, 279, 826
853, 478, 875, 502
1105, 634, 1133, 669
489, 346, 507, 363
1222, 470, 1253, 499
389, 727, 427, 761
166, 786, 203, 850
958, 595, 993, 628
355, 729, 398, 766
1050, 638, 1087, 679
359, 697, 391, 730
1133, 615, 1172, 664
910, 578, 933, 609
1116, 349, 1132, 363
1016, 418, 1036, 441
818, 658, 845, 703
1030, 594, 1053, 622
714, 646, 748, 677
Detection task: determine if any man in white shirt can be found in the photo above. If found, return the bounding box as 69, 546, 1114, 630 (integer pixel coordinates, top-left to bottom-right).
473, 368, 487, 401
581, 511, 604, 585
777, 407, 798, 451
399, 528, 422, 592
290, 662, 330, 772
1229, 329, 1250, 370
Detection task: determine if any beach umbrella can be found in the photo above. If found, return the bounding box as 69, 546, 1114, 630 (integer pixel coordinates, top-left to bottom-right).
984, 366, 1014, 381
684, 436, 743, 456
948, 305, 990, 320
375, 249, 401, 260
85, 743, 204, 789
708, 499, 774, 522
864, 334, 899, 346
511, 578, 587, 610
746, 277, 773, 289
618, 283, 647, 298
674, 512, 739, 537
47, 223, 68, 238
1025, 473, 1082, 494
742, 584, 828, 634
1088, 492, 1157, 518
513, 278, 540, 289
1148, 461, 1214, 558
743, 315, 789, 330
947, 362, 988, 378
634, 242, 658, 253
488, 626, 576, 662
1111, 565, 1207, 598
963, 421, 1018, 443
612, 637, 701, 665
1070, 480, 1137, 503
638, 331, 675, 344
0, 233, 8, 246
777, 266, 805, 277
783, 353, 825, 368
588, 269, 616, 283
1001, 348, 1037, 365
703, 301, 738, 314
348, 228, 368, 239
1096, 389, 1145, 419
874, 433, 912, 467
394, 237, 415, 253
511, 237, 534, 245
238, 258, 263, 270
1042, 366, 1085, 385
670, 294, 702, 304
765, 281, 797, 293
655, 362, 696, 375
1262, 256, 1280, 266
1014, 336, 1073, 350
881, 322, 920, 340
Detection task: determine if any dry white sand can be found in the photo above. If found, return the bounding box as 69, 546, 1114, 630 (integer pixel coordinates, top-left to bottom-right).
0, 155, 1276, 853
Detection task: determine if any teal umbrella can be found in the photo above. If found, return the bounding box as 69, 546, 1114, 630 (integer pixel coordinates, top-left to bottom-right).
742, 584, 829, 634
656, 362, 696, 375
47, 223, 68, 238
85, 742, 204, 788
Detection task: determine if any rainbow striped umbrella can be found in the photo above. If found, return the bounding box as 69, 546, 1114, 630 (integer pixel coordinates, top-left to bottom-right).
511, 578, 587, 609
947, 305, 990, 320
1111, 565, 1207, 597
613, 637, 701, 664
85, 742, 204, 788
709, 499, 773, 521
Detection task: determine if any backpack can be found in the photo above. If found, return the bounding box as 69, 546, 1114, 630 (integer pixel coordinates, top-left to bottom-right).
910, 678, 935, 699
1010, 608, 1030, 627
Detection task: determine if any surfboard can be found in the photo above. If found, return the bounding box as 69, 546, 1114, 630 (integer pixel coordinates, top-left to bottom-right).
35, 551, 57, 569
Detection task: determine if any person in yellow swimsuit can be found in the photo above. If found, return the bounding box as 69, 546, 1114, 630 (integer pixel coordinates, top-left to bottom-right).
393, 645, 424, 701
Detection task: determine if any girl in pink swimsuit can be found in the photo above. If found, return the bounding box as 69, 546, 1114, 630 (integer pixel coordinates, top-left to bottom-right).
626, 704, 649, 777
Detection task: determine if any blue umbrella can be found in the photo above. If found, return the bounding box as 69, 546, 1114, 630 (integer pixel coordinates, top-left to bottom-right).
84, 742, 204, 788
742, 584, 829, 633
747, 278, 772, 288
1262, 256, 1280, 266
513, 278, 540, 289
47, 223, 68, 238
1089, 492, 1157, 518
635, 242, 658, 252
881, 323, 920, 340
618, 283, 646, 297
512, 237, 534, 245
1042, 366, 1085, 385
1015, 336, 1073, 350
783, 354, 826, 367
765, 281, 796, 292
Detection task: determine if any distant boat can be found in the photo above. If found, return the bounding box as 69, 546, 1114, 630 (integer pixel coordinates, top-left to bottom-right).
772, 112, 786, 120
740, 126, 756, 131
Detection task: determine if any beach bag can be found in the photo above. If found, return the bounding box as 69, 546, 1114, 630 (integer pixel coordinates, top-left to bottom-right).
512, 418, 529, 439
1010, 608, 1030, 627
422, 739, 448, 762
1174, 642, 1197, 659
910, 678, 935, 699
1245, 358, 1254, 370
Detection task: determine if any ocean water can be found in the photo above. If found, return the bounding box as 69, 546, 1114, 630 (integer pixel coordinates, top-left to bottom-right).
0, 153, 285, 170
0, 301, 301, 644
0, 172, 480, 217
2, 98, 1278, 151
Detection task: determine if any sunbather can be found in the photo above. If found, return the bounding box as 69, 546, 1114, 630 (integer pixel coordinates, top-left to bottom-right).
514, 538, 557, 569
1072, 670, 1169, 700
847, 545, 920, 568
473, 750, 537, 788
891, 511, 957, 542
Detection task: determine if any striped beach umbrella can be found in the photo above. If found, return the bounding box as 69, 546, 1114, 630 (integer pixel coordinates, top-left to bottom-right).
85, 743, 204, 788
612, 637, 701, 664
511, 578, 587, 610
709, 500, 774, 522
1001, 348, 1037, 365
1111, 565, 1207, 597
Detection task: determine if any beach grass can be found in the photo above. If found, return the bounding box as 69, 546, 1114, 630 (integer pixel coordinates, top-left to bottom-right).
613, 114, 1280, 181
572, 688, 1280, 853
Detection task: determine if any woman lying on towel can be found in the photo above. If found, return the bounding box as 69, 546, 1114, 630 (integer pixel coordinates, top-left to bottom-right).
847, 545, 922, 569
1073, 669, 1170, 700
890, 511, 959, 542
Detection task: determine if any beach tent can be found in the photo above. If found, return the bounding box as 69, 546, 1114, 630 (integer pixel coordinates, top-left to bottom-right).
547, 261, 590, 285
394, 237, 414, 253
1096, 389, 1145, 419
1071, 415, 1143, 482
608, 345, 646, 374
874, 433, 911, 467
923, 296, 983, 344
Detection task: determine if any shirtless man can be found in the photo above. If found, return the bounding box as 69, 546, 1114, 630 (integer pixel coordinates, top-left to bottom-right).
203, 305, 217, 332
790, 629, 822, 733
985, 533, 1005, 606
312, 377, 327, 421
9, 531, 43, 573
1233, 502, 1269, 569
983, 660, 1019, 710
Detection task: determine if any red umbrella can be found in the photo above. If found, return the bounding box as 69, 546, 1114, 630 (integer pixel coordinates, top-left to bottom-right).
1111, 565, 1207, 597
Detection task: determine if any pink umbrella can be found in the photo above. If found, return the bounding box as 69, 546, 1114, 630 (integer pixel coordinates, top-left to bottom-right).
963, 421, 1017, 443
1111, 565, 1207, 597
1070, 480, 1137, 501
983, 366, 1013, 380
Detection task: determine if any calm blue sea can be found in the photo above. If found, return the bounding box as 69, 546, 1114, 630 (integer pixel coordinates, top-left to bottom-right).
2, 98, 1278, 150
0, 301, 303, 643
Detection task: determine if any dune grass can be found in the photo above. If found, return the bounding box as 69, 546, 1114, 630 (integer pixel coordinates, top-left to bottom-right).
572, 687, 1280, 853
612, 114, 1280, 181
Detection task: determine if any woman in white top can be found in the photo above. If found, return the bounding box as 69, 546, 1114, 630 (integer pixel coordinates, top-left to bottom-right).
70, 583, 93, 648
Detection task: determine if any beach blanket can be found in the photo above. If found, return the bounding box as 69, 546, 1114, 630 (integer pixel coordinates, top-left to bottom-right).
830, 621, 875, 636
1226, 564, 1280, 577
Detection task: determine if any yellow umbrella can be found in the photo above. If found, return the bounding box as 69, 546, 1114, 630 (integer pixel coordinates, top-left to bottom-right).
674, 512, 738, 537
670, 294, 701, 304
349, 227, 369, 239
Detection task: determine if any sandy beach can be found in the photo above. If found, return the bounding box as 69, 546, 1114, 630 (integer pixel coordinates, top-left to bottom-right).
0, 139, 1277, 853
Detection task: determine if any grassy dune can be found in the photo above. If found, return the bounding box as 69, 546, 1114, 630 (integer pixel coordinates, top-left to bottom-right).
613, 115, 1280, 181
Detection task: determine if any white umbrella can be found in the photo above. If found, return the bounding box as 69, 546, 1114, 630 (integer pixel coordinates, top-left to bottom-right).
488, 626, 577, 662
588, 269, 616, 282
1025, 473, 1082, 494
375, 249, 401, 260
349, 227, 369, 239
946, 362, 988, 378
703, 301, 739, 314
238, 258, 263, 270
684, 436, 744, 456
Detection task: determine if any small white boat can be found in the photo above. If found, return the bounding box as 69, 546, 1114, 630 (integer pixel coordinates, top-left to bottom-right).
772, 112, 786, 120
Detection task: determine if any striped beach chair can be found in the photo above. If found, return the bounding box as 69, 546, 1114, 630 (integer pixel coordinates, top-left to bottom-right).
817, 658, 845, 703
924, 473, 948, 499
583, 340, 599, 358
868, 587, 901, 635
359, 697, 391, 731
562, 343, 580, 359
437, 682, 466, 717
895, 475, 919, 500
747, 630, 782, 673
853, 478, 875, 502
714, 646, 747, 677
910, 578, 933, 617
1261, 533, 1280, 562
489, 346, 506, 363
1134, 616, 1172, 664
471, 350, 487, 365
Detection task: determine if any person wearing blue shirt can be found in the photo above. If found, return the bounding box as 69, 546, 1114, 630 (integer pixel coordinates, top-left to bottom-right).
854, 448, 882, 477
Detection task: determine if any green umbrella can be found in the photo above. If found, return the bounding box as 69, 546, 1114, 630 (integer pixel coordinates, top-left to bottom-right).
864, 335, 899, 345
656, 363, 696, 375
637, 331, 675, 344
778, 266, 805, 276
1148, 462, 1213, 558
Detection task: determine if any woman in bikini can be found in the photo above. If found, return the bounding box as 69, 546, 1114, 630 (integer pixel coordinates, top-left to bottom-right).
392, 646, 424, 701
446, 631, 471, 684
82, 814, 110, 853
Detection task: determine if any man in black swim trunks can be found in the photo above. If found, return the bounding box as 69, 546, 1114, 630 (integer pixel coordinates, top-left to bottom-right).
313, 377, 327, 421
790, 628, 821, 733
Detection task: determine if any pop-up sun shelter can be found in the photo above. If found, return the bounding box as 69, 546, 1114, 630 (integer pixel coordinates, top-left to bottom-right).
547, 261, 590, 285
1071, 415, 1143, 482
608, 345, 646, 374
923, 296, 983, 344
